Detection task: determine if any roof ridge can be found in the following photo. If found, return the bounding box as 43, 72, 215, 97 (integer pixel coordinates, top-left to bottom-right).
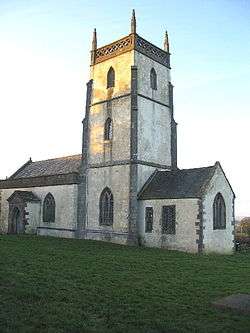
198, 164, 218, 197
139, 163, 220, 200
158, 165, 216, 173
31, 154, 82, 164
137, 169, 158, 199
9, 159, 33, 179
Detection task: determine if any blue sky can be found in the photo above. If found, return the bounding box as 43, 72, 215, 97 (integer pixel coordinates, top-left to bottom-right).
0, 0, 249, 216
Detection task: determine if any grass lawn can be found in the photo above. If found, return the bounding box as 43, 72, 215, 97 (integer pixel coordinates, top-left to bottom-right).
0, 235, 250, 333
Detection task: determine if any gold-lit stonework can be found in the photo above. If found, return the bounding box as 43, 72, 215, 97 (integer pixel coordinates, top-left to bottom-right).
92, 33, 170, 68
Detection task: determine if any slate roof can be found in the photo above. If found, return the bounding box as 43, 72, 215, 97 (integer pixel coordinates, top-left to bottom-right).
138, 165, 217, 200
10, 154, 82, 179
7, 190, 40, 202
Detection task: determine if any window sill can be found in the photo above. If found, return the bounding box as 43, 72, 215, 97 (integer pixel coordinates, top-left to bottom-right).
213, 227, 226, 231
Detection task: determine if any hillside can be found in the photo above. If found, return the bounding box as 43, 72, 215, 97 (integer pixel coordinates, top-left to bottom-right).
0, 235, 250, 332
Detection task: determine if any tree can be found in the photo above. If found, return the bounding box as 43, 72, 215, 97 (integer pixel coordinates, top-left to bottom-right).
240, 217, 250, 236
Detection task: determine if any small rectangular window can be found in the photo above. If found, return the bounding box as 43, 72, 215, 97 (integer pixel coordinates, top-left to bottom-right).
162, 205, 176, 234
145, 207, 153, 233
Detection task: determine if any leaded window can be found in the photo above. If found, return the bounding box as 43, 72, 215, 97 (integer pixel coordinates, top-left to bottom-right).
162, 205, 176, 234
104, 118, 112, 141
145, 207, 153, 233
99, 187, 113, 226
213, 193, 226, 230
107, 67, 115, 88
150, 68, 157, 90
43, 193, 55, 223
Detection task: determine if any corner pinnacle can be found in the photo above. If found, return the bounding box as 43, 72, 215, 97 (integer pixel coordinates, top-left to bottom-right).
164, 30, 169, 52
131, 9, 136, 34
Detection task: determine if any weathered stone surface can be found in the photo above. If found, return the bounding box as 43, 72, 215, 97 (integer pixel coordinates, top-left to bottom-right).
212, 294, 250, 315
202, 163, 235, 254
0, 185, 78, 237
139, 198, 200, 252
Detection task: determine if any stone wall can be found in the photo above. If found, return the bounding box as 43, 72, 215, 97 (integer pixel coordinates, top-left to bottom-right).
202, 165, 235, 254
137, 97, 171, 166
25, 201, 41, 234
137, 165, 156, 192
0, 184, 78, 237
85, 50, 134, 244
0, 189, 4, 234
0, 188, 8, 234
135, 50, 171, 103
85, 165, 130, 243
89, 97, 131, 165
84, 43, 174, 246
91, 51, 133, 103
139, 198, 200, 252
135, 51, 172, 168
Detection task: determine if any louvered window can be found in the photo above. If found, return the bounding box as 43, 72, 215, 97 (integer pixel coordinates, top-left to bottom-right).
104, 118, 112, 141
107, 67, 115, 88
162, 205, 176, 234
145, 207, 153, 233
150, 68, 157, 90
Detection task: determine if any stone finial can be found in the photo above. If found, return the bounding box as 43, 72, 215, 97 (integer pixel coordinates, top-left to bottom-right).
164, 30, 169, 52
92, 28, 97, 51
131, 9, 136, 34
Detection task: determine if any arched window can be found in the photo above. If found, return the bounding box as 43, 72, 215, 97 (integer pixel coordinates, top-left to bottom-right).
150, 68, 157, 90
99, 187, 113, 226
107, 67, 115, 88
213, 193, 226, 230
104, 118, 112, 141
43, 193, 55, 223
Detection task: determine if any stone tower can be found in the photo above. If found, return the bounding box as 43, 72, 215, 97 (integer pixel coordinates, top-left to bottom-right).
78, 11, 177, 244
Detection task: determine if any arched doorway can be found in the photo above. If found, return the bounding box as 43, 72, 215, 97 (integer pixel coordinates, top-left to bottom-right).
10, 207, 23, 234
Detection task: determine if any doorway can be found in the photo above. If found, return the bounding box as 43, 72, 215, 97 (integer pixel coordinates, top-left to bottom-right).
10, 207, 24, 234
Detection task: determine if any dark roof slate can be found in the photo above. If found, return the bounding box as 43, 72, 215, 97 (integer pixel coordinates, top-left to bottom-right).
138, 165, 217, 200
7, 190, 40, 202
10, 154, 82, 179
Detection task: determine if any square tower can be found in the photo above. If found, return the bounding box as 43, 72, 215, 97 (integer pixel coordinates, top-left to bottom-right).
78, 11, 177, 244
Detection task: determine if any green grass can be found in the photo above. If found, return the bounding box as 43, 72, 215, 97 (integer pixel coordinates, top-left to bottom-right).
0, 235, 250, 333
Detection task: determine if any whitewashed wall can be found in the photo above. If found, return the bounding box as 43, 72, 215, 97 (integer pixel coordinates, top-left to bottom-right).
0, 184, 78, 238
25, 201, 41, 234
137, 97, 171, 166
86, 165, 129, 242
135, 51, 172, 167
135, 51, 171, 103
139, 198, 200, 252
137, 165, 156, 192
202, 165, 235, 254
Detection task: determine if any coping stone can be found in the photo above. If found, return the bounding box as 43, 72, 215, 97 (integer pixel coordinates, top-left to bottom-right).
212, 294, 250, 315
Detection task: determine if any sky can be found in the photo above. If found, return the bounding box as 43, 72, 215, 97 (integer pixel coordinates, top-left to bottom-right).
0, 0, 249, 217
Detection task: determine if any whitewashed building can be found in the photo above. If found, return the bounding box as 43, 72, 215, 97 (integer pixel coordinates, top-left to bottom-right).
0, 11, 235, 253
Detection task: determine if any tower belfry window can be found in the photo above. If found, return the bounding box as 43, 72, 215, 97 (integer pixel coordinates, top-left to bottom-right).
150, 68, 157, 90
107, 67, 115, 88
104, 118, 112, 141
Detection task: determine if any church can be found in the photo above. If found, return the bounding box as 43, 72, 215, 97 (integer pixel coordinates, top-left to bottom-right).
0, 12, 235, 253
